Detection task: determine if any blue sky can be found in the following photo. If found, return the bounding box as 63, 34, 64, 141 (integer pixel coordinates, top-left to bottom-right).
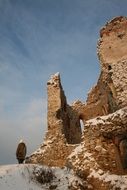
0, 0, 127, 164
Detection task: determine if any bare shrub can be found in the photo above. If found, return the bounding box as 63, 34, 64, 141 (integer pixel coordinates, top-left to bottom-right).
33, 167, 55, 184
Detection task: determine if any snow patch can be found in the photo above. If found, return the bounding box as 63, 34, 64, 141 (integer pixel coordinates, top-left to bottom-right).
47, 72, 60, 85
0, 164, 84, 190
89, 169, 127, 190
85, 107, 127, 126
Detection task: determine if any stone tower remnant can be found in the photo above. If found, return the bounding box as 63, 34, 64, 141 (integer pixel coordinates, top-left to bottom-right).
27, 73, 82, 166
98, 16, 127, 108
47, 72, 82, 145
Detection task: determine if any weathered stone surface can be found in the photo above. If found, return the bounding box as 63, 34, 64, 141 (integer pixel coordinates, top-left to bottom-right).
68, 107, 127, 189
71, 73, 118, 121
27, 73, 82, 166
71, 16, 127, 121
27, 16, 127, 190
47, 72, 82, 144
98, 16, 127, 108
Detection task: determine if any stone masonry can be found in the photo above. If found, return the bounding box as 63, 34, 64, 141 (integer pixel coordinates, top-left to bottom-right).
68, 107, 127, 189
47, 73, 82, 145
98, 16, 127, 108
27, 16, 127, 190
71, 17, 127, 121
27, 73, 82, 166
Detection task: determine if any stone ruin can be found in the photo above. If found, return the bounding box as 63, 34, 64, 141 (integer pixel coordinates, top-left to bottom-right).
27, 16, 127, 189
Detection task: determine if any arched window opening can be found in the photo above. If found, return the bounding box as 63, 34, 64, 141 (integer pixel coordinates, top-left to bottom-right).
80, 119, 84, 133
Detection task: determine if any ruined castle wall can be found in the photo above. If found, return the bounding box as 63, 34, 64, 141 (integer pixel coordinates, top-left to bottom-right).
47, 73, 82, 144
98, 16, 127, 108
67, 107, 127, 190
66, 17, 127, 189
71, 73, 118, 121
27, 17, 127, 181
70, 17, 127, 121
27, 73, 82, 166
82, 108, 127, 175
47, 72, 66, 133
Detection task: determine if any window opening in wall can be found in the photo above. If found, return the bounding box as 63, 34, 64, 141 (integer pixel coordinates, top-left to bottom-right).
80, 119, 84, 133
108, 65, 112, 70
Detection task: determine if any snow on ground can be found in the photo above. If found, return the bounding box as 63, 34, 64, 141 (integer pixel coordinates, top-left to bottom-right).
0, 164, 83, 190
68, 140, 127, 189
89, 169, 127, 190
0, 164, 42, 190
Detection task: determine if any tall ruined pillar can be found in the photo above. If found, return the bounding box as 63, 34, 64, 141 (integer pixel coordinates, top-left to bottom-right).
27, 73, 81, 166
47, 72, 67, 135
47, 73, 82, 144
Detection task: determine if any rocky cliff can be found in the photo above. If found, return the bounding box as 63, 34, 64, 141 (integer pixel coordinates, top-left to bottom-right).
27, 16, 127, 189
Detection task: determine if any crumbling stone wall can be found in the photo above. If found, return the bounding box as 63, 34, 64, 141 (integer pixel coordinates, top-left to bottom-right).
83, 107, 127, 174
47, 73, 82, 144
98, 16, 127, 108
67, 107, 127, 189
71, 72, 118, 121
27, 17, 127, 181
71, 16, 127, 120
27, 73, 82, 166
